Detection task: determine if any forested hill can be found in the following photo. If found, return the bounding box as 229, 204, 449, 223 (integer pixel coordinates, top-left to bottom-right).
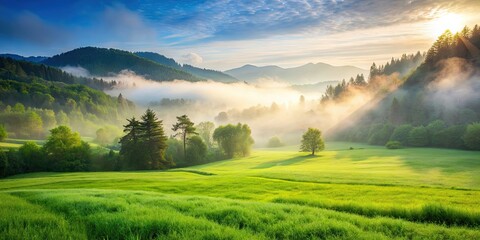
0, 54, 47, 63
135, 52, 238, 83
0, 57, 135, 138
0, 57, 116, 90
333, 25, 480, 150
42, 47, 202, 82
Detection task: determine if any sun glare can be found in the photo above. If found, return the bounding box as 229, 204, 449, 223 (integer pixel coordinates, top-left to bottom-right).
430, 13, 464, 38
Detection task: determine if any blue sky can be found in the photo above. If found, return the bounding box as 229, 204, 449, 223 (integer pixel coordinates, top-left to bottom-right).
1, 0, 480, 70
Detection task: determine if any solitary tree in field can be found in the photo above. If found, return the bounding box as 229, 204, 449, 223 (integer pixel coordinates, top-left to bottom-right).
172, 115, 197, 160
300, 128, 325, 155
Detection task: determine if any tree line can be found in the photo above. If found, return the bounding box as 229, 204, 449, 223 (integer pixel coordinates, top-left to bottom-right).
0, 109, 255, 177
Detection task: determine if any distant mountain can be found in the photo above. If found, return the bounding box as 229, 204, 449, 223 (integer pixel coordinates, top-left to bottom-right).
135, 52, 238, 83
290, 80, 339, 94
42, 47, 201, 82
0, 53, 47, 63
225, 63, 368, 84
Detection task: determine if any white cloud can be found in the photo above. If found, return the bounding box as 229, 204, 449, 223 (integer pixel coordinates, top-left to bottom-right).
181, 52, 203, 65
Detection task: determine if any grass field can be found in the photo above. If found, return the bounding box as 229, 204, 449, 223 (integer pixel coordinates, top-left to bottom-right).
1, 142, 480, 239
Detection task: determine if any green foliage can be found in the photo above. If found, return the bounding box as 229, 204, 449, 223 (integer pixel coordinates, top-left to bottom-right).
166, 137, 183, 166
0, 57, 136, 138
390, 124, 413, 145
0, 56, 116, 90
0, 125, 7, 141
90, 150, 120, 172
0, 151, 7, 178
186, 136, 207, 166
139, 109, 169, 169
95, 126, 121, 146
300, 128, 325, 155
42, 126, 90, 171
367, 124, 394, 145
408, 126, 429, 147
463, 122, 480, 150
18, 142, 44, 172
120, 109, 170, 170
431, 125, 467, 149
196, 121, 215, 149
213, 123, 254, 158
385, 141, 402, 149
267, 136, 284, 148
172, 115, 197, 161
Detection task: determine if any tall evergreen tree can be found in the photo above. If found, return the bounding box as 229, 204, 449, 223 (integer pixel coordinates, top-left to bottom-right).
139, 109, 169, 169
172, 115, 197, 160
119, 117, 142, 169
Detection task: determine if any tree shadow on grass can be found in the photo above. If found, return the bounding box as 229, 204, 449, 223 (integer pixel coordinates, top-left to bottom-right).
251, 155, 318, 169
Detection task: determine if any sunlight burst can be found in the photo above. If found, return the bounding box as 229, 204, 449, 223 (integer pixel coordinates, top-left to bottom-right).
430, 13, 465, 37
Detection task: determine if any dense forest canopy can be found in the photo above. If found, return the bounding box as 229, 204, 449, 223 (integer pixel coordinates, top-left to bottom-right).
333, 25, 480, 150
0, 57, 135, 138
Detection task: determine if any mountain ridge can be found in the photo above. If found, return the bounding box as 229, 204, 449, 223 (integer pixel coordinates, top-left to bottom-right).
225, 62, 368, 84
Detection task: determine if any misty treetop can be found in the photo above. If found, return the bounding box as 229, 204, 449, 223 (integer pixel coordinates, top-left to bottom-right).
213, 123, 254, 158
321, 52, 425, 103
332, 24, 480, 151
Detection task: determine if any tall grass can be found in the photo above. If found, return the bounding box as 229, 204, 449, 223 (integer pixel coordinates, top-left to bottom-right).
8, 190, 480, 239
273, 198, 480, 227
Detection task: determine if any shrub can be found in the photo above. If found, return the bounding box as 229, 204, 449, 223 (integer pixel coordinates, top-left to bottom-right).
408, 126, 429, 147
368, 124, 394, 145
463, 122, 480, 150
431, 125, 467, 149
0, 125, 7, 141
385, 141, 402, 149
267, 137, 284, 148
390, 124, 413, 145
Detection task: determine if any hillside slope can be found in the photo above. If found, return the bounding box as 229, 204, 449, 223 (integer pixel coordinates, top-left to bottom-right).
42, 47, 201, 82
0, 57, 135, 138
333, 28, 480, 149
135, 51, 238, 82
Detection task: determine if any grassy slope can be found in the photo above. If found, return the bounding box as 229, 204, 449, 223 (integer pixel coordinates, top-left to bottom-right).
1, 142, 480, 239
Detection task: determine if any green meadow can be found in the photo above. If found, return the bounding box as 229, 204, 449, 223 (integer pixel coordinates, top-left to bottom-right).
1, 142, 480, 239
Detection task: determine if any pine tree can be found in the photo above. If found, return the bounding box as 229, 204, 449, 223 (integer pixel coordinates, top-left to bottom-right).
139, 109, 169, 169
119, 117, 142, 169
172, 115, 197, 161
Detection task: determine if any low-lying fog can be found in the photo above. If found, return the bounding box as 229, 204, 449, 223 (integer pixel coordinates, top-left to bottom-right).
63, 67, 375, 146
